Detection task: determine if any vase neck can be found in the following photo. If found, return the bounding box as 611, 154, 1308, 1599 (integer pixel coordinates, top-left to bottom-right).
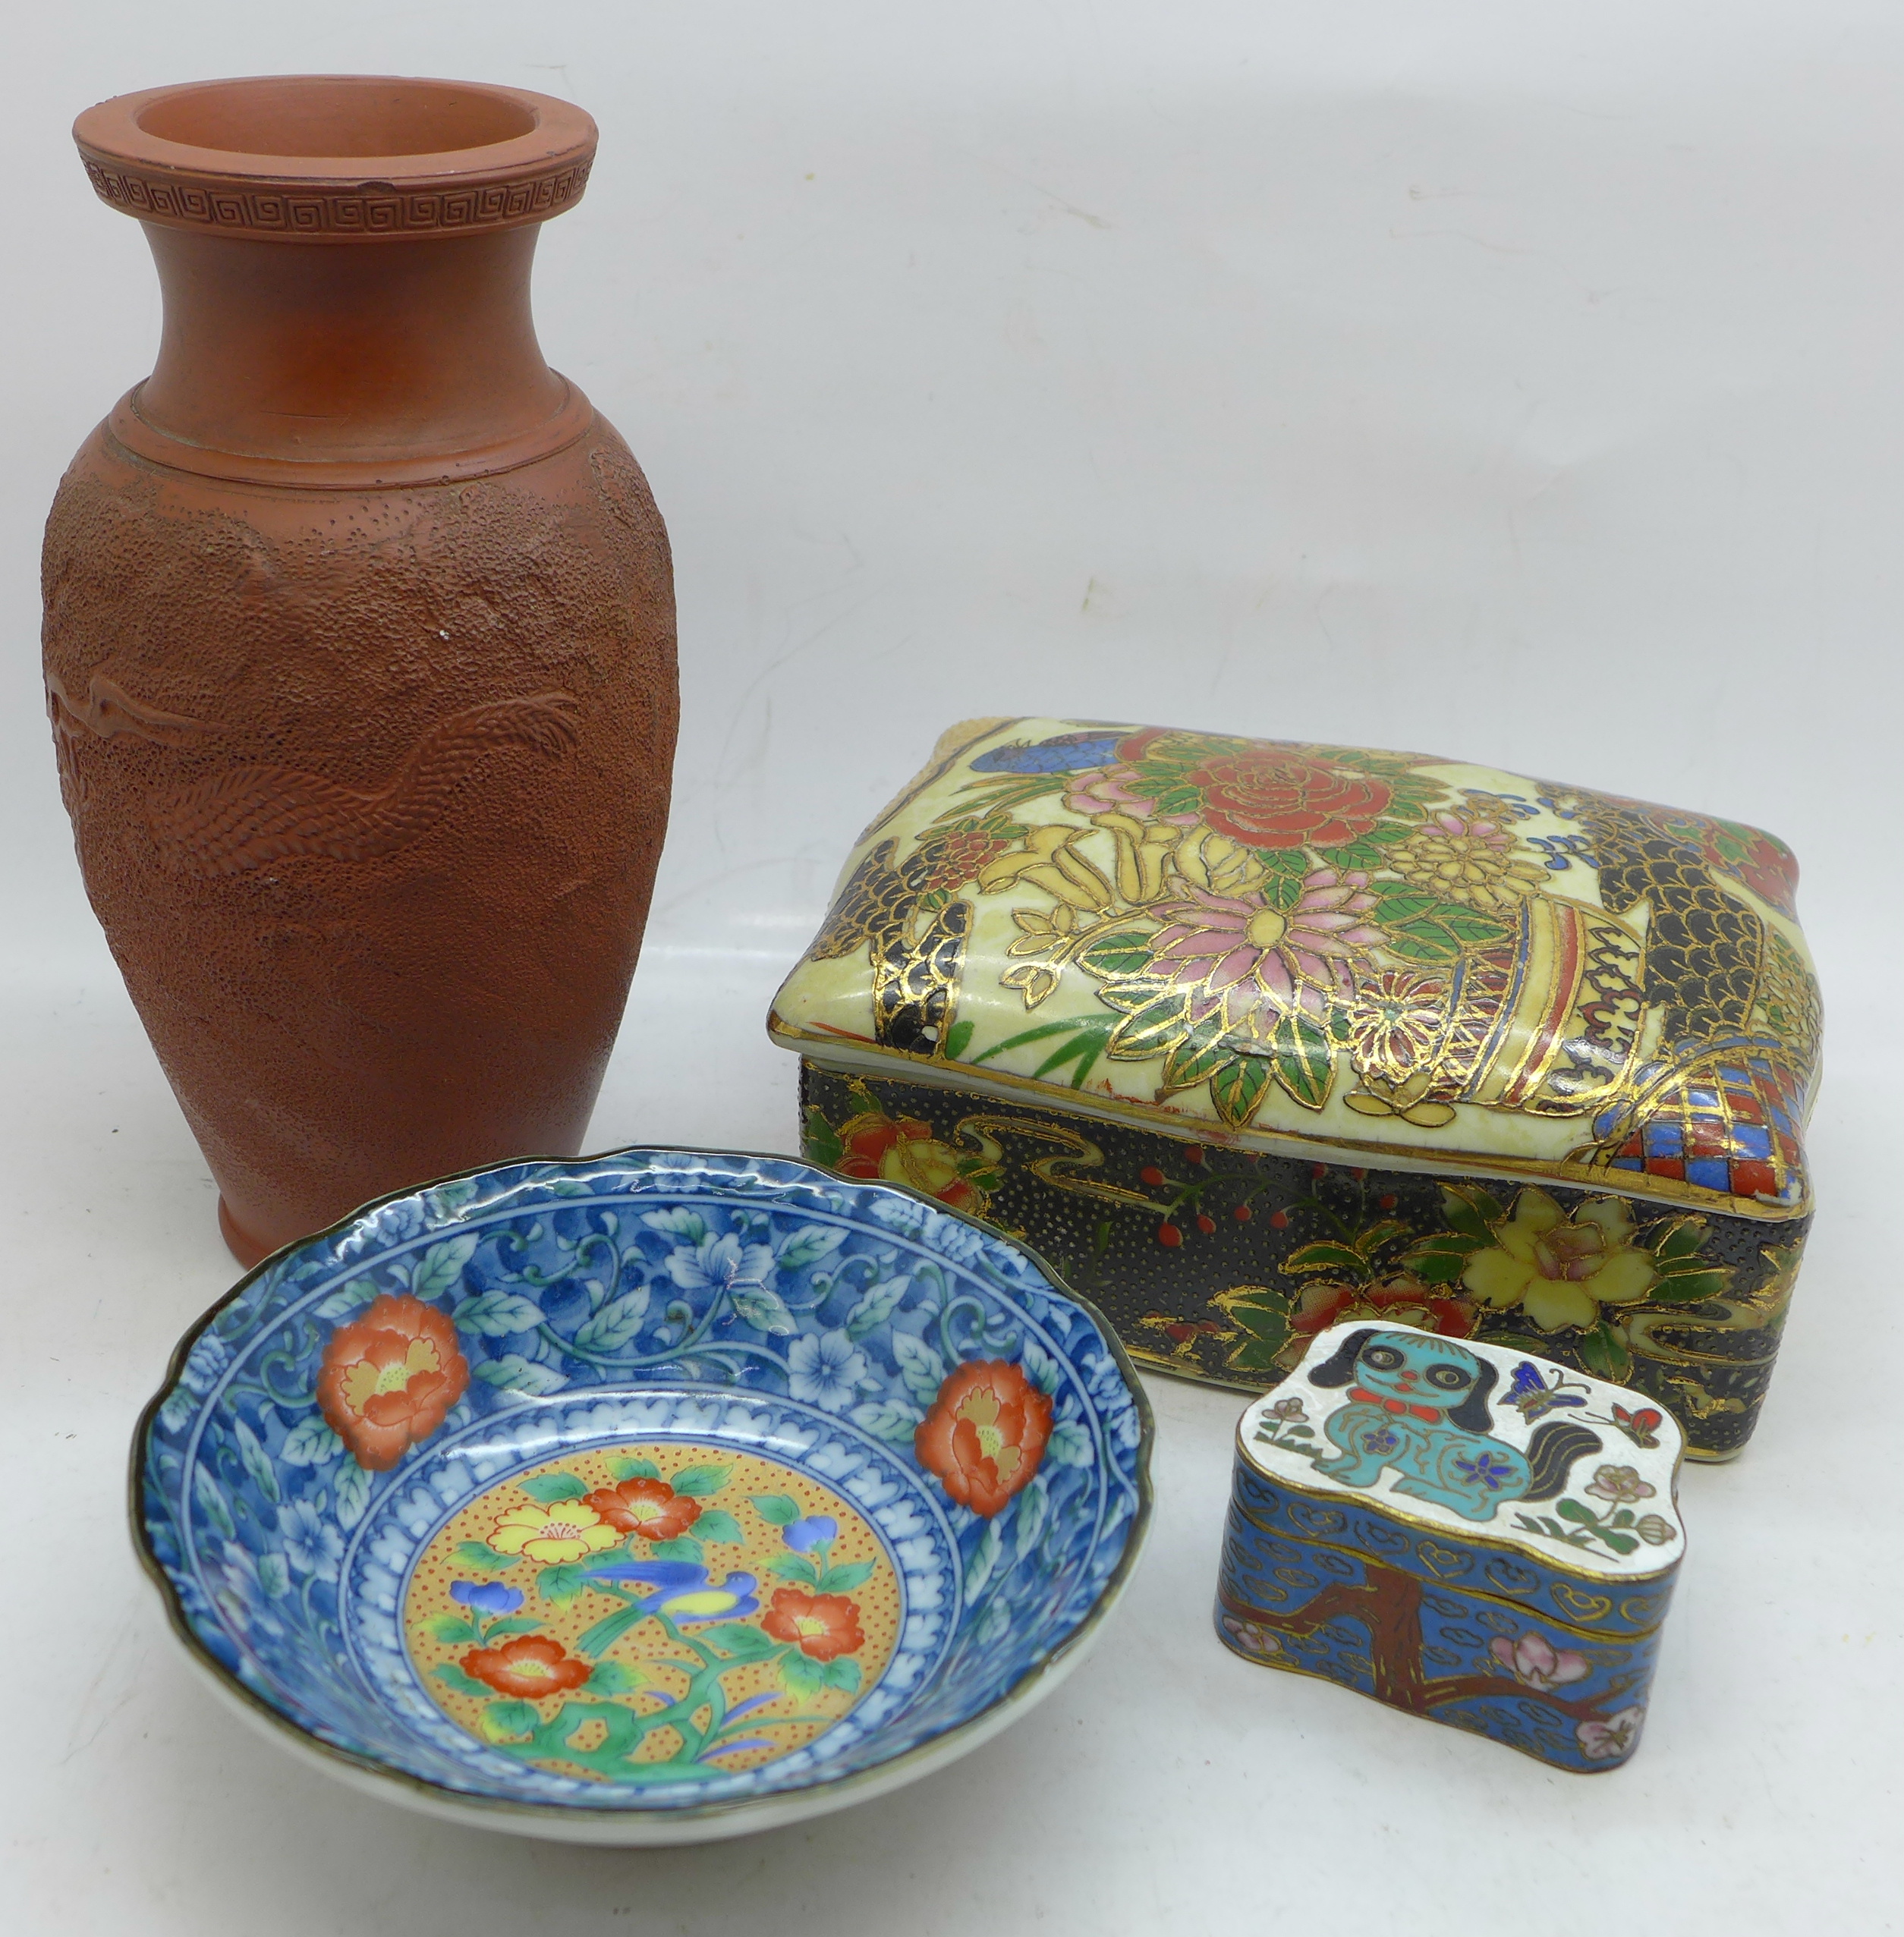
134, 225, 568, 470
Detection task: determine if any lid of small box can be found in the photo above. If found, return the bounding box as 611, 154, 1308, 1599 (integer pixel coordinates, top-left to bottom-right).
769, 717, 1818, 1218
1238, 1322, 1684, 1590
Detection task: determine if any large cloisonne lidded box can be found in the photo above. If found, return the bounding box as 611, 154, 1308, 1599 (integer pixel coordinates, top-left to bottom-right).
768, 718, 1821, 1461
1216, 1323, 1685, 1772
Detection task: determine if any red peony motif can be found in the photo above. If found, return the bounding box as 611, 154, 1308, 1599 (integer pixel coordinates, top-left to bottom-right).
836, 1112, 984, 1213
583, 1476, 703, 1542
1278, 1275, 1480, 1370
761, 1588, 867, 1662
316, 1294, 469, 1472
461, 1633, 593, 1699
914, 1359, 1054, 1517
1184, 750, 1393, 851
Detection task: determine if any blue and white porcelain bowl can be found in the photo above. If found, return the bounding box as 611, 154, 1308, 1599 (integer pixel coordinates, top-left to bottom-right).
134, 1149, 1153, 1842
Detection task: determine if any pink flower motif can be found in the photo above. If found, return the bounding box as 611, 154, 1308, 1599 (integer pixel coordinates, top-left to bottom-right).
1585, 1464, 1656, 1505
1062, 763, 1198, 824
1490, 1631, 1590, 1693
1576, 1706, 1646, 1761
1147, 870, 1386, 1021
1220, 1615, 1284, 1659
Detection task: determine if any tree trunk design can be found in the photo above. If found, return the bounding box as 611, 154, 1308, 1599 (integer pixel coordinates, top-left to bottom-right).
1218, 1562, 1623, 1725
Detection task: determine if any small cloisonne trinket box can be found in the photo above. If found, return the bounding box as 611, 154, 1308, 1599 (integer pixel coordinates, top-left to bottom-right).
1215, 1322, 1684, 1771
768, 717, 1819, 1459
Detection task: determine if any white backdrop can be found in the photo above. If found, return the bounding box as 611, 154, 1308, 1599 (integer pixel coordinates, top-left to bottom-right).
4, 5, 1898, 1933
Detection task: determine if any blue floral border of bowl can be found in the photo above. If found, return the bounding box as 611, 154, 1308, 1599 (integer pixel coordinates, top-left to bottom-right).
130, 1146, 1156, 1838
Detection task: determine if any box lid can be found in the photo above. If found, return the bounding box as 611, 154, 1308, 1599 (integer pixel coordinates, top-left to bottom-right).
1236, 1322, 1685, 1608
769, 717, 1818, 1218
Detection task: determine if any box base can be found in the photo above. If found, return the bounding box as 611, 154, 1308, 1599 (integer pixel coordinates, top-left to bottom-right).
800, 1060, 1806, 1461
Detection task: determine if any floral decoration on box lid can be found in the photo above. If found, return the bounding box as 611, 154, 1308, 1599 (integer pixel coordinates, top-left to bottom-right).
769, 718, 1818, 1218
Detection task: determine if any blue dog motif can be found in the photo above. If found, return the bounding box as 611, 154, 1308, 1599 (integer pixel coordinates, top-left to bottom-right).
1308, 1329, 1601, 1522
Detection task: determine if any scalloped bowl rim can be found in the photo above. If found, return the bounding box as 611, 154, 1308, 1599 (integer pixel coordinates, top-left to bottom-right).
130, 1146, 1156, 1843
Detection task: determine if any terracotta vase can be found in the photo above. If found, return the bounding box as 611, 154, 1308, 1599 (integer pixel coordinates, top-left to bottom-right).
45, 77, 678, 1265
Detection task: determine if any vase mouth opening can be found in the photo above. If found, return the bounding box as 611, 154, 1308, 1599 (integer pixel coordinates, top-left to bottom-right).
132, 77, 540, 162
74, 77, 596, 240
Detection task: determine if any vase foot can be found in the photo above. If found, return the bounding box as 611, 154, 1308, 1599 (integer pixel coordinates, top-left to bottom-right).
218, 1197, 271, 1270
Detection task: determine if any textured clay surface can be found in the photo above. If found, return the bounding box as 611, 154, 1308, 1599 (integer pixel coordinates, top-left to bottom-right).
44, 418, 678, 1258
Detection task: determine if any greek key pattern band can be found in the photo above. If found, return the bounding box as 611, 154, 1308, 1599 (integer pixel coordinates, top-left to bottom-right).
77, 153, 593, 235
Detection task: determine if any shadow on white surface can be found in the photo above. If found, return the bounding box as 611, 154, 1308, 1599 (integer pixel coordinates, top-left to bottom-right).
3, 942, 1891, 1935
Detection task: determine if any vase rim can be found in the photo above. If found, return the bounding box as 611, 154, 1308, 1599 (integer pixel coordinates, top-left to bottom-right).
74, 75, 597, 243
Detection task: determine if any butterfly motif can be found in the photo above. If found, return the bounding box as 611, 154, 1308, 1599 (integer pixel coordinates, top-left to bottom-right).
1609, 1402, 1664, 1448
1506, 1360, 1591, 1423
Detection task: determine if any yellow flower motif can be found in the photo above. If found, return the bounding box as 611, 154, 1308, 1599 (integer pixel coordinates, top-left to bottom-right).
1345, 970, 1450, 1084
1460, 1188, 1657, 1331
1001, 904, 1087, 1009
489, 1500, 622, 1564
1090, 810, 1182, 904
1390, 812, 1548, 916
975, 825, 1115, 910
884, 1135, 967, 1200
1173, 822, 1269, 898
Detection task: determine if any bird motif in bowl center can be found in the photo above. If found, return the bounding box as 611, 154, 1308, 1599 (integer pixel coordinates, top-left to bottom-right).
404, 1440, 900, 1784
